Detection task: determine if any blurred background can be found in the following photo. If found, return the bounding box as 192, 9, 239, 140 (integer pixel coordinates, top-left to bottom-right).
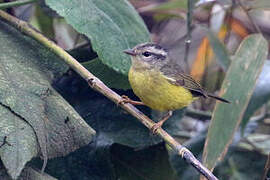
1, 0, 270, 179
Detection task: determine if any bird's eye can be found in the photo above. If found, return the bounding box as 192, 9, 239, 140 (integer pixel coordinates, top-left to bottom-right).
142, 51, 151, 57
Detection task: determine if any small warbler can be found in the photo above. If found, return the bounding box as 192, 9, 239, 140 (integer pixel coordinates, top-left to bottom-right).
123, 43, 229, 132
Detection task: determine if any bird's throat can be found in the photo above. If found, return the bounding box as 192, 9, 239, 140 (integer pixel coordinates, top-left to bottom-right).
131, 58, 151, 71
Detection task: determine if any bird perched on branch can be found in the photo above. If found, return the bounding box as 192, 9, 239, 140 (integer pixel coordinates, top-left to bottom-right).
122, 42, 230, 132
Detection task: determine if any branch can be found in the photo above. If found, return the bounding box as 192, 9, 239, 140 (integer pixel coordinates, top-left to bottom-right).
0, 0, 36, 9
0, 10, 218, 180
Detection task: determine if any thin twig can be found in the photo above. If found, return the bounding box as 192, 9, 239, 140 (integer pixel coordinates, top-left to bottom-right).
184, 0, 192, 72
0, 0, 36, 9
0, 10, 218, 180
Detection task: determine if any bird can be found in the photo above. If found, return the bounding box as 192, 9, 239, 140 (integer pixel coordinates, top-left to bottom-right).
122, 42, 230, 132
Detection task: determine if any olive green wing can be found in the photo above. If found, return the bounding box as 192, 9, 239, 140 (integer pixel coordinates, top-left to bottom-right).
160, 64, 208, 98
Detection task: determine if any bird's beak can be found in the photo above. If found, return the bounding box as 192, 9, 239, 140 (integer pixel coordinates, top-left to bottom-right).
123, 49, 136, 56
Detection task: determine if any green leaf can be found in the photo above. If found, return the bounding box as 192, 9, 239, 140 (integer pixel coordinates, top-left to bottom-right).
207, 31, 231, 71
45, 0, 150, 75
0, 20, 95, 179
202, 34, 268, 171
241, 61, 270, 131
0, 105, 38, 180
82, 58, 130, 90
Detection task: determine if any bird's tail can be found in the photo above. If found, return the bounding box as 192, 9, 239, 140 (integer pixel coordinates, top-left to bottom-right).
207, 93, 230, 103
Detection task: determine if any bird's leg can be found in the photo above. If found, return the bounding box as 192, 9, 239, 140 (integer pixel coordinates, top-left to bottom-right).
151, 111, 173, 134
118, 95, 144, 106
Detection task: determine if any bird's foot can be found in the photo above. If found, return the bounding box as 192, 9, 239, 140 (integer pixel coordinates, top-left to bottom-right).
117, 95, 144, 106
117, 95, 130, 105
151, 111, 173, 134
151, 121, 164, 134
179, 147, 191, 158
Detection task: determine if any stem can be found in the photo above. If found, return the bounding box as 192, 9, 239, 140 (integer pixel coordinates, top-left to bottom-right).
0, 10, 218, 180
184, 0, 193, 72
0, 0, 36, 9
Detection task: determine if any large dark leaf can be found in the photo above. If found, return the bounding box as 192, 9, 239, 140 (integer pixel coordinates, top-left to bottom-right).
45, 0, 150, 75
31, 141, 177, 180
0, 20, 95, 179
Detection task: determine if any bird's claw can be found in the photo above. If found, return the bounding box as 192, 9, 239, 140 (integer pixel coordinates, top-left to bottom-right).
117, 95, 131, 106
179, 147, 190, 158
150, 122, 163, 134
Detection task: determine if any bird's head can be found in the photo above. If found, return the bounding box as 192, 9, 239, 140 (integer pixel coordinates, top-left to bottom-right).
124, 42, 169, 69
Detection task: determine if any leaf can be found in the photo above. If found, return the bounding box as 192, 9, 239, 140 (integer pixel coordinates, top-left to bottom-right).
0, 20, 95, 179
111, 144, 177, 180
45, 0, 150, 75
241, 61, 270, 131
82, 58, 130, 90
30, 142, 176, 180
202, 34, 268, 171
39, 137, 116, 180
207, 30, 231, 71
0, 105, 38, 179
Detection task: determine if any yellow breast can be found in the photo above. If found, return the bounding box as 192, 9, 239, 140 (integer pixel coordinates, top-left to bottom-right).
128, 66, 195, 111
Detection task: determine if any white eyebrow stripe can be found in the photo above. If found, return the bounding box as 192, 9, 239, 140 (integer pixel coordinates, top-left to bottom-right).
147, 46, 167, 56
